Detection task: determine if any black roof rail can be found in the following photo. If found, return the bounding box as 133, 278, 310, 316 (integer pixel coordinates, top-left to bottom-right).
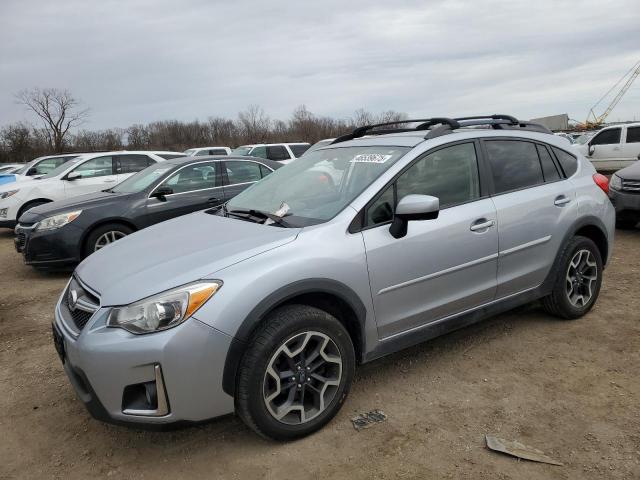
331, 118, 460, 144
331, 114, 552, 144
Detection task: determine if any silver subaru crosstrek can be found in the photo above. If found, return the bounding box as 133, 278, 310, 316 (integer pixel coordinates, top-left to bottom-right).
53, 115, 615, 440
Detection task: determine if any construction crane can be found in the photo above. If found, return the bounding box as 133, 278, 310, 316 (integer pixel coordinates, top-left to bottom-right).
582, 60, 640, 129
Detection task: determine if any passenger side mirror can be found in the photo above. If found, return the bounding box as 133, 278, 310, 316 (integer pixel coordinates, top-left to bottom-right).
389, 194, 439, 239
65, 171, 82, 181
152, 186, 173, 201
588, 144, 595, 156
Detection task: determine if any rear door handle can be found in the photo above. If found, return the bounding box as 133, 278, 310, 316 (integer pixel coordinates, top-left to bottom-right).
470, 219, 495, 232
554, 195, 571, 206
207, 197, 220, 204
103, 179, 116, 183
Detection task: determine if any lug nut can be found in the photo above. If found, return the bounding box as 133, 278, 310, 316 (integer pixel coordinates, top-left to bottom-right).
297, 384, 302, 388
306, 366, 310, 371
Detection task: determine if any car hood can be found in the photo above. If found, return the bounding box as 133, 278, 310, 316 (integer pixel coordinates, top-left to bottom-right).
616, 160, 640, 180
22, 191, 134, 223
75, 211, 300, 305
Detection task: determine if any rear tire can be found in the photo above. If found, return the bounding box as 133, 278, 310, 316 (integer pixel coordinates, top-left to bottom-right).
84, 223, 133, 258
542, 236, 603, 319
235, 304, 355, 441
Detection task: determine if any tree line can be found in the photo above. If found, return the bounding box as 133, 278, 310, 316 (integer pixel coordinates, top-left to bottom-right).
1, 88, 407, 163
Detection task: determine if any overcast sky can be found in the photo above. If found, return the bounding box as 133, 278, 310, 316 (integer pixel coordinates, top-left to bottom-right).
1, 0, 639, 130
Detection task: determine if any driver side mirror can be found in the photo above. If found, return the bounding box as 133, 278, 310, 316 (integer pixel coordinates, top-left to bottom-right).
588, 143, 595, 156
27, 167, 38, 176
152, 186, 173, 201
65, 171, 82, 181
389, 194, 439, 239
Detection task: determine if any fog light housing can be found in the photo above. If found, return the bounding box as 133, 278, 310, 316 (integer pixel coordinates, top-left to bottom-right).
122, 364, 169, 416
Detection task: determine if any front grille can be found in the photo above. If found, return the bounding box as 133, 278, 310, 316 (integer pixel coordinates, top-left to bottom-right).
622, 179, 640, 193
60, 277, 100, 332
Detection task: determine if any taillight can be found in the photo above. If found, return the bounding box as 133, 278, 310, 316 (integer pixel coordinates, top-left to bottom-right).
593, 173, 609, 194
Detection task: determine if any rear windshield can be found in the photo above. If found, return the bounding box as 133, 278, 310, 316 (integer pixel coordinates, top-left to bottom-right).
232, 146, 253, 156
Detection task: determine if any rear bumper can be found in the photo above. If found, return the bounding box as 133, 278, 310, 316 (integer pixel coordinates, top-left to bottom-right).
54, 292, 235, 427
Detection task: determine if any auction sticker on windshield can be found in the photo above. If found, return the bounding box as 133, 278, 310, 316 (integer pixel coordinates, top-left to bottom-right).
350, 153, 393, 164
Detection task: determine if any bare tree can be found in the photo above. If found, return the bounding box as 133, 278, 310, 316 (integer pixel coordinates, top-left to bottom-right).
16, 88, 89, 153
237, 105, 271, 143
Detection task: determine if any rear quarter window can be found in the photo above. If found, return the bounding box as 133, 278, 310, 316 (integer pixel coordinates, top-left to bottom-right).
289, 144, 310, 157
551, 147, 578, 177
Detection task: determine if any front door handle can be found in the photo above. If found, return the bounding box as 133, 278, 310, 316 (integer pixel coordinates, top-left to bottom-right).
554, 195, 571, 206
207, 197, 220, 204
103, 179, 116, 183
470, 219, 495, 232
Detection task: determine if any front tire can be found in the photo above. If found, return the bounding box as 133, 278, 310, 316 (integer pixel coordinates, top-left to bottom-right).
84, 223, 133, 258
542, 236, 603, 319
236, 305, 355, 440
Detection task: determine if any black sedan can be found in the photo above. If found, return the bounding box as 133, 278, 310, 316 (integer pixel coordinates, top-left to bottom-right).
15, 155, 282, 270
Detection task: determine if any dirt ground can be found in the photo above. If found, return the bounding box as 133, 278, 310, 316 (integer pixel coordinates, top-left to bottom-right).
1, 228, 639, 480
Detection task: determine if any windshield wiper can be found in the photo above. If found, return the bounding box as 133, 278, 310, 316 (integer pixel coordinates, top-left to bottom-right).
227, 208, 292, 227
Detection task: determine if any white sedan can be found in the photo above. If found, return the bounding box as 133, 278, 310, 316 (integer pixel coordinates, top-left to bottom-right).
0, 150, 182, 228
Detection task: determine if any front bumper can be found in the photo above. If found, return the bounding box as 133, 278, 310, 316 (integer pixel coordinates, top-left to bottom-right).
609, 187, 640, 221
15, 223, 83, 269
53, 289, 235, 427
0, 195, 21, 227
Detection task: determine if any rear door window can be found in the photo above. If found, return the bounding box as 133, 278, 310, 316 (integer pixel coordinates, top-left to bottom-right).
117, 154, 152, 174
266, 145, 291, 161
626, 126, 640, 143
485, 140, 544, 194
289, 144, 310, 157
208, 149, 229, 155
536, 145, 561, 182
591, 128, 621, 145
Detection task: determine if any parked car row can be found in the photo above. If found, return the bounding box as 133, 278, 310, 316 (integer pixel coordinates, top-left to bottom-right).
15, 156, 281, 269
38, 115, 616, 440
0, 151, 184, 229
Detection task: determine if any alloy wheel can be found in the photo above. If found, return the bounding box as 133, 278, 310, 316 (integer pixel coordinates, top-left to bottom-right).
263, 331, 342, 425
565, 249, 598, 308
94, 230, 127, 251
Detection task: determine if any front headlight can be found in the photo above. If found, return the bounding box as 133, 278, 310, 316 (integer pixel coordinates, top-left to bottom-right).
610, 174, 623, 191
35, 210, 82, 231
0, 189, 19, 200
107, 281, 222, 334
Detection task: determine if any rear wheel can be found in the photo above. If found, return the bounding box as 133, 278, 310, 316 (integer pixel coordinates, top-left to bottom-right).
542, 236, 603, 319
235, 305, 355, 440
84, 223, 133, 257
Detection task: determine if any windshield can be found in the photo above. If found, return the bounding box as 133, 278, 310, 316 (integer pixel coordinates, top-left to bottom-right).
232, 146, 253, 156
226, 146, 409, 226
183, 149, 196, 155
111, 163, 175, 193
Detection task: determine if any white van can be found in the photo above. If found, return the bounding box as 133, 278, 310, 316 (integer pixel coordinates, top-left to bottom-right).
573, 123, 640, 171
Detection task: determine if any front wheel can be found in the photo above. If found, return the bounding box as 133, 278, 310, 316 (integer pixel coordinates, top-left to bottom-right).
235, 305, 355, 440
542, 236, 603, 319
84, 223, 133, 258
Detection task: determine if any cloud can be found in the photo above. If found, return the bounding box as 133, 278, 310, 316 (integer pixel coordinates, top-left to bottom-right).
1, 0, 639, 129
